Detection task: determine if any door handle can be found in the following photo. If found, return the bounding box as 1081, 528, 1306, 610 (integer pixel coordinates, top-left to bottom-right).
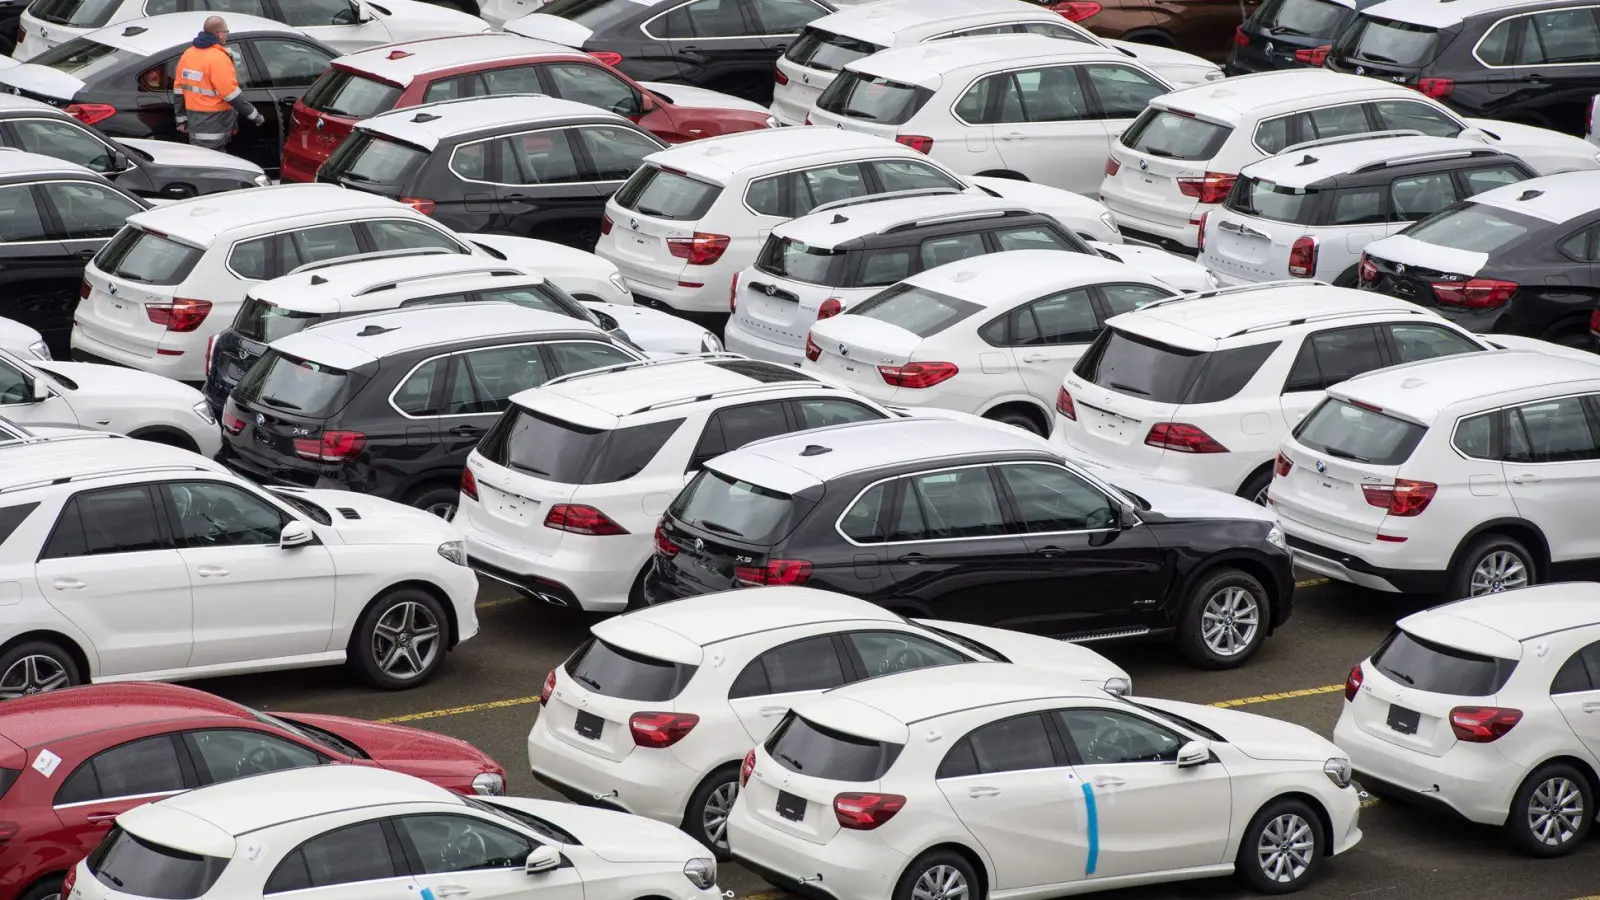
1526, 73, 1548, 83
897, 553, 930, 564
1001, 131, 1025, 140
1093, 776, 1125, 788
1582, 701, 1600, 712
433, 888, 472, 898
196, 566, 229, 577
1021, 354, 1048, 363
450, 424, 484, 437
966, 786, 1000, 797
52, 578, 85, 591
1034, 546, 1066, 558
1511, 474, 1543, 484
75, 249, 96, 258
759, 705, 787, 716
86, 812, 119, 824
770, 43, 788, 52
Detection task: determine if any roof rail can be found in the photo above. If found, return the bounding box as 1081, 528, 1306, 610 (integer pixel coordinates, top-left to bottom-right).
1226, 306, 1430, 338
538, 352, 751, 389
1350, 147, 1496, 174
810, 186, 964, 216
883, 207, 1024, 234
1132, 279, 1328, 311
287, 247, 455, 277
628, 380, 842, 416
1278, 129, 1424, 156
354, 267, 524, 296
0, 463, 213, 496
0, 431, 124, 448
381, 92, 552, 117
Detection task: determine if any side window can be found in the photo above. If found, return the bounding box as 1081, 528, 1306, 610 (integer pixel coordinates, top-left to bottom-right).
1551, 641, 1600, 694
0, 184, 48, 242
55, 735, 185, 805
545, 340, 636, 375
186, 730, 322, 784
394, 357, 444, 416
790, 163, 869, 215
748, 0, 824, 33
451, 139, 492, 181
1025, 289, 1099, 345
274, 0, 356, 27
363, 219, 465, 254
1462, 165, 1528, 195
699, 401, 790, 460
228, 236, 271, 280
731, 635, 848, 698
955, 75, 997, 123
1082, 64, 1166, 119
39, 181, 143, 240
1100, 282, 1173, 317
919, 233, 986, 270
145, 0, 179, 12
845, 631, 967, 677
1284, 326, 1385, 392
249, 39, 336, 89
452, 344, 551, 414
897, 467, 1006, 540
1371, 100, 1461, 137
839, 481, 888, 544
1298, 103, 1371, 141
944, 24, 1016, 38
575, 125, 661, 182
672, 0, 750, 38
1477, 18, 1513, 66
265, 821, 398, 894
161, 482, 286, 548
541, 64, 639, 114
1019, 20, 1093, 41
1012, 66, 1090, 122
937, 714, 1056, 778
856, 248, 913, 287
993, 225, 1072, 253
1505, 397, 1600, 463
1561, 226, 1597, 262
746, 175, 785, 216
0, 357, 30, 404
1056, 708, 1185, 764
502, 130, 583, 185
1254, 116, 1289, 154
284, 223, 360, 273
394, 815, 533, 873
1329, 187, 1385, 226
794, 397, 884, 429
1389, 172, 1460, 221
1525, 7, 1600, 64
11, 119, 117, 172
424, 74, 483, 103
479, 65, 543, 97
998, 463, 1115, 532
1453, 412, 1495, 460
41, 486, 166, 560
1385, 322, 1481, 364
871, 159, 962, 194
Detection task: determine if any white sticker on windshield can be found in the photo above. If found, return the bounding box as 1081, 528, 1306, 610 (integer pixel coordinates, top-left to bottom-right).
32, 749, 61, 778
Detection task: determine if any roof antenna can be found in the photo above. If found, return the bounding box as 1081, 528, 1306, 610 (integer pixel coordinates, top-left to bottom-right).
1517, 189, 1544, 201
831, 213, 848, 224
800, 444, 832, 457
358, 324, 398, 337
410, 112, 441, 123
1296, 154, 1318, 166
122, 25, 146, 35
310, 274, 328, 285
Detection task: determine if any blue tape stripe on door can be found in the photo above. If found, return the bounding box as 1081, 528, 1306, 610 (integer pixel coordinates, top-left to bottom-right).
1081, 782, 1099, 876
421, 889, 435, 900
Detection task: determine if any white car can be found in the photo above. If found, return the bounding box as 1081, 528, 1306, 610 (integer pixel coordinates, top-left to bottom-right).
803, 249, 1179, 436
729, 664, 1361, 899
1200, 133, 1536, 286
0, 436, 479, 693
1271, 350, 1600, 598
528, 586, 1130, 857
66, 766, 720, 900
729, 192, 1212, 367
771, 0, 1220, 126
0, 316, 47, 361
1101, 69, 1600, 252
806, 34, 1174, 196
598, 128, 1122, 317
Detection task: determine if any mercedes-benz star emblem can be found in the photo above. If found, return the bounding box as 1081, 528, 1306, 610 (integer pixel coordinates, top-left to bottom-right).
838, 343, 849, 357
1265, 41, 1274, 53
763, 283, 778, 296
256, 413, 265, 427
1138, 159, 1149, 171
694, 538, 705, 553
1315, 460, 1327, 474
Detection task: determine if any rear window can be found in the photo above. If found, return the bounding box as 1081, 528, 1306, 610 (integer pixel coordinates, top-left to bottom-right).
1256, 0, 1351, 38
87, 826, 229, 900
28, 37, 127, 77
0, 767, 16, 799
1226, 177, 1319, 225
1371, 628, 1516, 696
816, 71, 932, 125
1074, 328, 1279, 404
765, 713, 904, 782
540, 0, 645, 30
1400, 202, 1540, 254
1337, 16, 1441, 67
786, 27, 883, 72
320, 132, 428, 193
1293, 398, 1426, 466
475, 406, 683, 484
612, 165, 722, 221
235, 349, 368, 418
0, 503, 39, 548
233, 297, 328, 344
755, 235, 847, 286
564, 637, 696, 701
27, 0, 119, 28
301, 68, 403, 119
93, 227, 204, 287
1119, 108, 1233, 161
672, 469, 805, 545
847, 283, 983, 338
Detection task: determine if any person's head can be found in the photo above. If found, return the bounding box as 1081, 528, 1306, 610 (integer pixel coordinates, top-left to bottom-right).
203, 15, 227, 42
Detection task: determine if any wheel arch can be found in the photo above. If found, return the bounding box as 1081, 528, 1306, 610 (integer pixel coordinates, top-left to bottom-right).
0, 629, 93, 681
1249, 791, 1335, 858
1174, 552, 1288, 630
356, 580, 461, 651
1447, 517, 1551, 583
678, 759, 744, 830
1236, 460, 1276, 501
399, 468, 466, 503
979, 399, 1052, 436
127, 425, 200, 453
901, 841, 993, 900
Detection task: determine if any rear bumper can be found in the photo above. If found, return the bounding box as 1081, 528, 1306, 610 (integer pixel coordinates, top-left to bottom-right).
526, 713, 695, 823
216, 439, 353, 492
1333, 709, 1517, 825
724, 317, 804, 367
459, 514, 642, 612
728, 803, 903, 900
1279, 531, 1447, 595
1053, 421, 1259, 496
71, 330, 200, 383
280, 142, 328, 184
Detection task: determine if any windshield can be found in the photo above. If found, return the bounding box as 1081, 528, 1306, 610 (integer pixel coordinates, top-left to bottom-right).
1226, 177, 1319, 225
565, 637, 696, 701
1371, 628, 1515, 695
1258, 0, 1350, 38
29, 37, 126, 78
786, 27, 883, 72
475, 406, 682, 484
847, 283, 983, 337
235, 350, 367, 418
1294, 398, 1426, 465
94, 227, 204, 286
301, 68, 403, 119
1074, 328, 1279, 404
234, 297, 328, 344
466, 798, 578, 845
27, 0, 119, 28
1400, 202, 1539, 254
611, 165, 722, 221
765, 713, 903, 781
816, 71, 932, 125
1120, 108, 1232, 161
755, 235, 847, 286
1337, 16, 1440, 67
320, 131, 427, 194
88, 827, 229, 899
672, 469, 803, 545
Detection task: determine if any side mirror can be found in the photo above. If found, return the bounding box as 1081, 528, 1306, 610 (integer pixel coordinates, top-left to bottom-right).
1458, 126, 1490, 143
1119, 504, 1138, 529
525, 846, 561, 875
280, 521, 315, 548
28, 378, 50, 402
1176, 739, 1211, 768
110, 150, 132, 172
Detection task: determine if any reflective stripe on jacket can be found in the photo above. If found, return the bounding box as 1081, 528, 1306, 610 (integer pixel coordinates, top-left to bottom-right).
174, 44, 241, 114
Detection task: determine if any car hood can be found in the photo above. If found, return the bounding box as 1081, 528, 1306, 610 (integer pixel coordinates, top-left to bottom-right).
1102, 40, 1222, 86
1466, 118, 1600, 173
279, 712, 499, 774
1101, 469, 1276, 524
1133, 696, 1342, 762
912, 618, 1129, 686
466, 233, 614, 288
1480, 334, 1600, 361
0, 64, 83, 101
503, 12, 592, 48
639, 81, 768, 115
0, 315, 42, 357
582, 301, 710, 356
482, 797, 709, 863
965, 177, 1117, 242
117, 138, 265, 175
33, 360, 203, 403
1089, 242, 1217, 292
1364, 233, 1487, 277
274, 488, 463, 545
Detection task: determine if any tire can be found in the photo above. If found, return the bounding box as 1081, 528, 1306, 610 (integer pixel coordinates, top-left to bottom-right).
683, 764, 741, 860
19, 876, 63, 900
1505, 762, 1592, 857
1176, 567, 1271, 669
1447, 533, 1535, 599
985, 408, 1046, 436
0, 640, 81, 700
893, 849, 982, 900
1331, 265, 1361, 288
406, 482, 460, 522
348, 589, 450, 690
1237, 466, 1273, 507
1235, 797, 1325, 894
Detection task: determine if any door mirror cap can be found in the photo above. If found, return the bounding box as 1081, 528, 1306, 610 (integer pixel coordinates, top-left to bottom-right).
1176, 739, 1211, 768
1118, 504, 1139, 529
280, 521, 315, 548
28, 378, 50, 402
110, 150, 132, 172
525, 845, 562, 874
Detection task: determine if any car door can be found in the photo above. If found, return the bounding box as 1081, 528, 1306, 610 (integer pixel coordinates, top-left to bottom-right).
263, 818, 422, 899
1379, 320, 1484, 366
1003, 285, 1101, 409
33, 484, 194, 676
35, 179, 145, 326
156, 480, 337, 667
51, 733, 195, 863
0, 350, 79, 426
1502, 394, 1600, 565
537, 61, 656, 127
990, 66, 1107, 194
491, 128, 609, 248
4, 116, 122, 177
1277, 325, 1389, 431
726, 632, 853, 741
272, 0, 388, 54
746, 0, 827, 65
0, 181, 81, 357
1054, 705, 1231, 879
1548, 636, 1600, 761
1386, 170, 1462, 227
438, 344, 545, 471
182, 727, 327, 785
1513, 6, 1600, 136
244, 37, 341, 169
1079, 62, 1169, 171
570, 122, 666, 206
395, 813, 583, 900
651, 0, 773, 103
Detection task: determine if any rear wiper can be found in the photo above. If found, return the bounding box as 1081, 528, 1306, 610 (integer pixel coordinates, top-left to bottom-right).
634, 205, 669, 216
1357, 52, 1401, 63
1267, 24, 1310, 36
509, 461, 550, 477
1321, 447, 1371, 463
696, 519, 740, 536
573, 673, 601, 690
777, 752, 805, 771
1139, 147, 1177, 159
1387, 670, 1415, 685
835, 109, 877, 119
260, 396, 302, 410
337, 172, 377, 183
1109, 381, 1151, 396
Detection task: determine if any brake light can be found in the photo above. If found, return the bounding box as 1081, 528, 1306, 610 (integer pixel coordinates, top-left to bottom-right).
1055, 387, 1076, 420
1449, 706, 1521, 742
734, 559, 813, 586
1294, 44, 1331, 66
1274, 451, 1293, 477
145, 298, 212, 332
1430, 279, 1516, 309
588, 51, 624, 67
1360, 479, 1437, 516
1196, 211, 1209, 253
740, 749, 756, 787
1416, 77, 1454, 100
1344, 663, 1362, 701
666, 232, 730, 265
1591, 308, 1600, 337
1176, 172, 1236, 204
835, 793, 906, 829
775, 69, 789, 85
729, 272, 740, 311
817, 298, 842, 320
1358, 255, 1378, 283
61, 863, 76, 897
895, 134, 934, 154
1052, 0, 1102, 21
804, 333, 822, 362
222, 411, 246, 435
400, 196, 435, 215
540, 669, 556, 703
79, 278, 90, 299
65, 103, 116, 125
630, 711, 700, 747
600, 213, 613, 235
544, 504, 627, 535
292, 430, 367, 462
879, 361, 958, 388
1104, 156, 1120, 177
204, 334, 217, 375
1233, 25, 1249, 46
1288, 236, 1318, 278
1146, 422, 1227, 453
654, 522, 679, 557
460, 466, 478, 501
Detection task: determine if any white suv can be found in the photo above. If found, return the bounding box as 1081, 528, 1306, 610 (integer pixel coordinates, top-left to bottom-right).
771, 0, 1219, 125
1271, 350, 1600, 599
1056, 282, 1588, 504
0, 436, 479, 695
1101, 69, 1600, 252
596, 128, 1121, 316
807, 34, 1174, 196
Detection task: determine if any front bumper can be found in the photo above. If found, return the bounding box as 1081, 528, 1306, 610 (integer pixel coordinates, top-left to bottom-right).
527, 713, 697, 824
1333, 710, 1517, 825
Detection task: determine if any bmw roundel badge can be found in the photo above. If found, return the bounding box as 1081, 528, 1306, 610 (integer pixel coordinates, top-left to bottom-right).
1315, 459, 1327, 474
256, 413, 266, 427
1139, 159, 1149, 171
694, 538, 705, 553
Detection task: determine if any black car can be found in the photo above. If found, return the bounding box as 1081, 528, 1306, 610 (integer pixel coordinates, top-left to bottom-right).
0, 12, 337, 173
1358, 169, 1600, 346
317, 94, 665, 251
1227, 0, 1382, 75
0, 149, 149, 356
1326, 0, 1600, 136
505, 0, 836, 105
218, 302, 643, 518
644, 417, 1295, 669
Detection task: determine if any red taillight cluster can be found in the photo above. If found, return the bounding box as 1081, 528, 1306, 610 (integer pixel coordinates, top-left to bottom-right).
292, 430, 367, 463
735, 559, 813, 586
1053, 0, 1101, 21
1055, 387, 1076, 420
834, 792, 906, 829
600, 213, 613, 235
1430, 279, 1517, 309
545, 504, 627, 535
654, 522, 679, 557
1344, 663, 1363, 701
804, 333, 822, 362
1177, 172, 1236, 204
1104, 156, 1120, 177
1360, 479, 1437, 516
879, 361, 957, 388
1590, 308, 1600, 337
1288, 236, 1318, 278
895, 134, 934, 154
1450, 706, 1521, 742
1358, 255, 1378, 283
775, 69, 790, 85
1196, 210, 1209, 253
460, 466, 478, 501
1274, 451, 1293, 478
1294, 44, 1331, 65
1416, 77, 1454, 100
79, 278, 90, 299
1146, 422, 1227, 453
730, 272, 740, 311
817, 298, 843, 320
146, 298, 212, 332
540, 669, 557, 703
630, 711, 699, 747
400, 196, 435, 216
667, 232, 730, 265
66, 103, 116, 125
222, 411, 246, 435
588, 51, 624, 66
1233, 25, 1249, 46
740, 748, 756, 786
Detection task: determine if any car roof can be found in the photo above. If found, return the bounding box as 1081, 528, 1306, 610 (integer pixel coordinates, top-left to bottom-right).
847, 34, 1128, 89
0, 683, 253, 750
125, 184, 414, 246
1154, 70, 1401, 121
904, 249, 1163, 305
798, 663, 1102, 736
599, 587, 902, 648
641, 128, 905, 183
334, 32, 577, 84
360, 95, 626, 151
274, 303, 601, 368
514, 355, 824, 426
0, 148, 96, 179
89, 12, 298, 53
814, 0, 1070, 46
1105, 282, 1430, 349
0, 436, 222, 494
1241, 135, 1501, 188
1329, 349, 1600, 423
1405, 584, 1600, 647
1356, 0, 1555, 29
1462, 170, 1600, 224
249, 253, 540, 312
774, 192, 1024, 247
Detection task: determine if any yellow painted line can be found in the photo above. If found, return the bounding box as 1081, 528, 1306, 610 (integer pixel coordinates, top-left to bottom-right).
476, 596, 522, 610
1209, 684, 1344, 709
1295, 577, 1329, 588
377, 695, 539, 724
742, 893, 786, 900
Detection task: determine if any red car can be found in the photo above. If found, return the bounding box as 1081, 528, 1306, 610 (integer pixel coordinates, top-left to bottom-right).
0, 682, 504, 900
282, 31, 778, 183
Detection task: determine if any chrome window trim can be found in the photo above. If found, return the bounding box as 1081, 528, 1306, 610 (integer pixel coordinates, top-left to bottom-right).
54, 789, 185, 810
639, 0, 828, 41
1251, 98, 1468, 155
447, 123, 664, 188
1472, 5, 1600, 69
739, 155, 962, 217
387, 338, 637, 420
1447, 389, 1600, 464
223, 216, 469, 281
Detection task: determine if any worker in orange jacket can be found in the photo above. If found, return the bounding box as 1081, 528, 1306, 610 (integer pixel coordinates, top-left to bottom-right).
171, 16, 263, 152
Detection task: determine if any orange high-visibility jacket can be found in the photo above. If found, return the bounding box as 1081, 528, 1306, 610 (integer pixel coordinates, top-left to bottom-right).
174, 43, 244, 114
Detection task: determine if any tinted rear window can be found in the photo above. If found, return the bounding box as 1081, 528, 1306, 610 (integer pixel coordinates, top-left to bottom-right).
755, 235, 847, 286
1338, 16, 1441, 67
816, 71, 932, 125
1293, 398, 1426, 466
1371, 628, 1516, 696
1399, 202, 1539, 254
28, 0, 119, 28
564, 637, 696, 701
847, 283, 983, 338
88, 826, 229, 900
539, 0, 645, 30
1120, 108, 1233, 161
234, 297, 328, 344
612, 165, 723, 221
475, 406, 684, 484
235, 350, 366, 418
29, 37, 127, 77
0, 503, 39, 548
672, 469, 802, 545
1226, 177, 1319, 225
765, 714, 904, 782
94, 227, 204, 287
301, 68, 403, 119
1074, 328, 1278, 404
786, 27, 883, 72
1258, 0, 1351, 38
321, 132, 428, 193
0, 767, 17, 799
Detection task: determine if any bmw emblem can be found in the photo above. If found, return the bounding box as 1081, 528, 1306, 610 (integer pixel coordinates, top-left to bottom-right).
1138, 159, 1149, 171
106, 283, 117, 296
764, 282, 778, 296
315, 117, 325, 131
256, 413, 265, 427
694, 538, 705, 553
1355, 66, 1365, 75
1395, 263, 1406, 275
629, 218, 638, 230
1315, 459, 1327, 474
1265, 41, 1274, 53
838, 343, 849, 357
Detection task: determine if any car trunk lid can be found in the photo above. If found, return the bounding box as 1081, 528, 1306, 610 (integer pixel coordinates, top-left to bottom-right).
78, 226, 205, 360
1351, 623, 1518, 757
745, 706, 906, 846
1104, 106, 1233, 232
545, 630, 699, 764
1273, 398, 1430, 542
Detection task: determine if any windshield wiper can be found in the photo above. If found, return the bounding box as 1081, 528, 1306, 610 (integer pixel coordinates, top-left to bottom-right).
1109, 381, 1151, 396
260, 395, 302, 410
695, 519, 740, 536
1139, 147, 1177, 158
1387, 669, 1416, 685
1358, 52, 1401, 63
835, 109, 878, 119
1268, 24, 1310, 36
1321, 447, 1371, 463
634, 205, 669, 216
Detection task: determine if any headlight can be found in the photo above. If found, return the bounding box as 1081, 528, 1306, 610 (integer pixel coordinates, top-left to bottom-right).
1324, 757, 1352, 789
253, 173, 270, 187
701, 332, 723, 352
438, 540, 468, 566
192, 400, 216, 425
683, 858, 717, 889
27, 340, 49, 361
764, 114, 779, 129
1104, 676, 1131, 696
472, 772, 505, 796
608, 271, 630, 295
1266, 523, 1286, 550
1099, 211, 1118, 235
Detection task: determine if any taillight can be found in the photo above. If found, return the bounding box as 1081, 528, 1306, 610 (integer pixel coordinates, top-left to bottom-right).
1344, 663, 1363, 701
1233, 25, 1249, 46
292, 430, 367, 463
1288, 236, 1318, 278
775, 69, 790, 85
630, 711, 700, 747
145, 298, 212, 332
460, 466, 478, 501
879, 361, 957, 388
540, 669, 556, 703
1053, 0, 1101, 21
1294, 44, 1330, 65
79, 278, 90, 299
1590, 308, 1600, 337
544, 504, 628, 535
817, 298, 842, 320
1360, 479, 1437, 516
834, 793, 906, 830
1055, 387, 1076, 420
1358, 255, 1378, 283
654, 522, 679, 557
666, 232, 730, 265
1449, 706, 1521, 742
221, 411, 246, 435
1176, 172, 1236, 204
804, 333, 822, 362
1416, 77, 1454, 100
400, 196, 435, 215
1430, 279, 1516, 309
895, 134, 934, 154
65, 103, 116, 125
1274, 451, 1293, 477
600, 213, 613, 235
1146, 422, 1227, 453
729, 272, 740, 311
204, 334, 217, 375
60, 863, 76, 897
1196, 210, 1209, 253
1104, 156, 1120, 177
740, 749, 756, 787
588, 51, 624, 66
734, 559, 813, 586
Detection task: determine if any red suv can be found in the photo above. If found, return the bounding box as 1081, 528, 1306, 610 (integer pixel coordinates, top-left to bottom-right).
0, 682, 505, 900
283, 31, 778, 183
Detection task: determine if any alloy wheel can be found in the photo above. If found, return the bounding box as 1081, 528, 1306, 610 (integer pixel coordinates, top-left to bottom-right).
1201, 587, 1260, 657
371, 601, 441, 680
0, 654, 70, 700
702, 781, 739, 849
424, 501, 457, 521
1257, 812, 1314, 884
911, 865, 969, 900
1528, 777, 1584, 846
1470, 550, 1529, 596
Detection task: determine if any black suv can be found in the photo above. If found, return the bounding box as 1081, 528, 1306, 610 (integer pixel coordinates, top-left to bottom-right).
644, 418, 1295, 669
1326, 0, 1600, 136
1228, 0, 1384, 75
218, 303, 642, 519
